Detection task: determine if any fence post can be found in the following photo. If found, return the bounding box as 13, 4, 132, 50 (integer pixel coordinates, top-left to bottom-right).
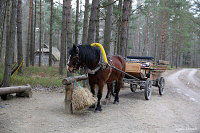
64, 83, 74, 114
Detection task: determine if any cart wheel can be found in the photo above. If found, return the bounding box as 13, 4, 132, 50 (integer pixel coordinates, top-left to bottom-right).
130, 84, 137, 92
158, 77, 165, 95
144, 78, 152, 100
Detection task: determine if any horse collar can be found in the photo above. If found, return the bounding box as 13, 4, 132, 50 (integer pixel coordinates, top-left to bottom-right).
87, 55, 102, 74
87, 59, 113, 75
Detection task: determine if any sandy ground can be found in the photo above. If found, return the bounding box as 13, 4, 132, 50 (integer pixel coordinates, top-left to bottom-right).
0, 68, 200, 133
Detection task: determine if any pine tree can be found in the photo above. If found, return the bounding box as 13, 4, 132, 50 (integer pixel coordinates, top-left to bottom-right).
17, 0, 23, 73
82, 0, 89, 45
49, 0, 53, 66
2, 0, 17, 87
87, 0, 99, 45
75, 0, 79, 45
120, 0, 130, 57
39, 0, 42, 67
59, 0, 67, 75
103, 0, 113, 55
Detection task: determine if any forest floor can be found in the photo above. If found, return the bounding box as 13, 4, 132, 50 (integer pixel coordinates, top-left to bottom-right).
0, 68, 200, 133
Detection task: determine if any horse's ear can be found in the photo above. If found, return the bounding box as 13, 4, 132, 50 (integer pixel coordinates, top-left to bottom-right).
73, 45, 79, 54
73, 44, 76, 50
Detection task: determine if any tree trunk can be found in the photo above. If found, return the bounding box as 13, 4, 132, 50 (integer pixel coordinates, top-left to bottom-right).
75, 0, 79, 45
59, 0, 67, 75
2, 0, 17, 87
103, 0, 113, 55
0, 0, 7, 63
0, 0, 5, 27
142, 14, 150, 56
80, 0, 90, 86
95, 0, 100, 43
114, 27, 118, 54
87, 0, 98, 45
120, 0, 130, 57
159, 9, 168, 60
117, 0, 122, 55
49, 0, 53, 66
39, 0, 42, 67
32, 0, 36, 66
82, 0, 89, 45
125, 0, 132, 57
153, 14, 157, 62
26, 0, 33, 67
66, 0, 73, 76
66, 0, 73, 49
30, 0, 34, 66
17, 0, 23, 73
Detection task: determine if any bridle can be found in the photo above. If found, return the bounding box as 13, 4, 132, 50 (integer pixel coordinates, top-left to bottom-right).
68, 48, 80, 71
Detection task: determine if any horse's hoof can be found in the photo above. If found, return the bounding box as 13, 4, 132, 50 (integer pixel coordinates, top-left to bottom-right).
102, 99, 110, 105
88, 108, 95, 111
113, 101, 119, 104
105, 99, 110, 105
89, 104, 95, 108
95, 109, 102, 113
95, 107, 102, 112
102, 100, 107, 105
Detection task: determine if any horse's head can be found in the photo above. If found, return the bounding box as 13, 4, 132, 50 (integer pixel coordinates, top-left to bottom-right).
68, 44, 101, 72
67, 45, 80, 72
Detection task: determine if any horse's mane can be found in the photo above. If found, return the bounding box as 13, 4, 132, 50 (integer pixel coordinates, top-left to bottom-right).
77, 45, 100, 68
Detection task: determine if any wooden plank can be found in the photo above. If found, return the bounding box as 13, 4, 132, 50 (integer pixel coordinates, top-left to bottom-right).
125, 63, 141, 73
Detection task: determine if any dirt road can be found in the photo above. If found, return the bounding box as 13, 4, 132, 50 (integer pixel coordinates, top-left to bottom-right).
0, 69, 200, 133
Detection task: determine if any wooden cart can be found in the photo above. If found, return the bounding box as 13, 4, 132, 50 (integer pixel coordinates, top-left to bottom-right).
123, 56, 169, 100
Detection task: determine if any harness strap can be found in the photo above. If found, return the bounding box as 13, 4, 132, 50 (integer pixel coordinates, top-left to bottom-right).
87, 66, 101, 74
105, 59, 113, 82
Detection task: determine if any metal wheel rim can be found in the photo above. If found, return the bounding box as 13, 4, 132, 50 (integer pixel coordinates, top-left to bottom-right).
159, 77, 165, 95
147, 81, 152, 97
145, 79, 152, 100
130, 84, 137, 92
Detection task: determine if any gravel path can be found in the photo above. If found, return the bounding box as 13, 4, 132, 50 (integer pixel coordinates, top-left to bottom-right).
0, 69, 200, 133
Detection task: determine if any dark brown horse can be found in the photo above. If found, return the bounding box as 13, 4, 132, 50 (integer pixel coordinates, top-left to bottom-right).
68, 45, 126, 112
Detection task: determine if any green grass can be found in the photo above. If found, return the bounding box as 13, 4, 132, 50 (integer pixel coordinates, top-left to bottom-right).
0, 65, 67, 88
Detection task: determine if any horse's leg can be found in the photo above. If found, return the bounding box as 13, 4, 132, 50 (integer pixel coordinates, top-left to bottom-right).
113, 80, 117, 94
89, 81, 96, 109
114, 78, 123, 104
95, 83, 104, 112
105, 83, 112, 104
106, 83, 112, 99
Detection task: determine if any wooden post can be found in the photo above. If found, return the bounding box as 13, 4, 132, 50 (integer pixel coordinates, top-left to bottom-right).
62, 74, 88, 114
65, 83, 74, 114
